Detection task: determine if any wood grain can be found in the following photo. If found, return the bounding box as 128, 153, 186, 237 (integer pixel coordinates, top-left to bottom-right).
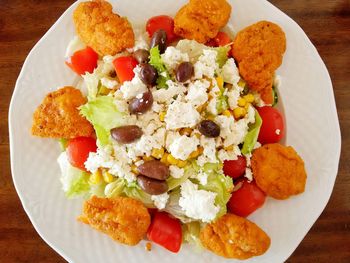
1, 0, 349, 262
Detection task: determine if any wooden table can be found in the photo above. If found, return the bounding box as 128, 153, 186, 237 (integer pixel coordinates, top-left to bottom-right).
1, 0, 349, 262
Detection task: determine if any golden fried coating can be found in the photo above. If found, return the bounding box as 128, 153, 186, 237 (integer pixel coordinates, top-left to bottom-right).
31, 86, 94, 139
200, 214, 270, 259
174, 0, 231, 43
232, 21, 286, 104
251, 143, 307, 200
73, 0, 134, 56
78, 196, 151, 246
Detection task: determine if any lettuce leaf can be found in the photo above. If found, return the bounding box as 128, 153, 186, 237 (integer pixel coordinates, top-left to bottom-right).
166, 162, 195, 190
272, 85, 279, 106
164, 188, 194, 223
80, 96, 126, 146
149, 46, 171, 89
216, 46, 230, 68
241, 110, 262, 155
197, 163, 233, 218
58, 152, 90, 199
183, 221, 204, 251
58, 138, 68, 152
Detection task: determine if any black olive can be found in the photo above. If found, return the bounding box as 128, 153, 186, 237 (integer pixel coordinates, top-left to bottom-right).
139, 63, 158, 86
175, 62, 194, 82
198, 120, 221, 138
129, 90, 153, 114
150, 29, 167, 54
133, 49, 150, 64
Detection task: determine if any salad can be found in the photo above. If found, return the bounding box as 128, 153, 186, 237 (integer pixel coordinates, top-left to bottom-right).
31, 0, 307, 260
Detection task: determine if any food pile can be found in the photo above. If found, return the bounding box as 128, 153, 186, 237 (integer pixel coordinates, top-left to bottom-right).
31, 0, 307, 259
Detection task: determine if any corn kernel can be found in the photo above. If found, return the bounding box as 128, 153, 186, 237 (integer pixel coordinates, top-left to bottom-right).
198, 146, 204, 154
237, 97, 247, 107
244, 94, 255, 103
233, 107, 246, 119
224, 145, 234, 151
131, 164, 139, 175
180, 128, 193, 136
160, 153, 170, 165
151, 147, 165, 159
222, 110, 232, 117
102, 171, 115, 183
196, 102, 207, 113
238, 79, 246, 88
99, 86, 110, 95
89, 170, 102, 185
177, 160, 187, 168
193, 133, 201, 139
167, 154, 179, 165
244, 102, 250, 110
207, 115, 215, 121
159, 111, 166, 122
143, 155, 155, 161
189, 149, 200, 159
216, 76, 224, 88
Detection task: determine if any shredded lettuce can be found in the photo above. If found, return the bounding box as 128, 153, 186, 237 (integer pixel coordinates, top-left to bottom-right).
216, 86, 229, 114
241, 110, 262, 155
183, 221, 204, 251
272, 85, 279, 106
58, 138, 68, 152
58, 152, 90, 199
83, 71, 100, 100
80, 96, 126, 146
197, 163, 233, 218
164, 188, 194, 223
149, 46, 171, 89
216, 46, 230, 68
167, 162, 195, 190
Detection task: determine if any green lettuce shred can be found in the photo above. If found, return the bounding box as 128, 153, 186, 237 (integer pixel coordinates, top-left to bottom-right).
183, 222, 204, 251
80, 96, 126, 146
216, 46, 230, 68
241, 110, 263, 155
149, 46, 171, 89
166, 162, 196, 190
272, 85, 279, 106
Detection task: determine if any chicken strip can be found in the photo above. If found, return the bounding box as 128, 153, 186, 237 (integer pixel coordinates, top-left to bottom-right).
200, 214, 270, 259
31, 86, 94, 139
174, 0, 231, 43
251, 143, 307, 200
232, 21, 286, 104
78, 196, 151, 246
73, 0, 134, 56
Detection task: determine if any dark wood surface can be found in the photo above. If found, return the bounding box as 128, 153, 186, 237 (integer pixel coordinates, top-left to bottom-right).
1, 0, 349, 262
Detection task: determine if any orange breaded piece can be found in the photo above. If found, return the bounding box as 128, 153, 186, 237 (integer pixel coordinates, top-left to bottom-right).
73, 0, 134, 56
78, 196, 151, 246
174, 0, 231, 43
200, 214, 270, 259
232, 21, 286, 104
31, 86, 94, 139
251, 144, 307, 200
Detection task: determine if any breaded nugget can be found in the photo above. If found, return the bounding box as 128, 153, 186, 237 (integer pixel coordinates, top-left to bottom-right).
174, 0, 231, 43
31, 86, 94, 139
200, 214, 270, 259
251, 143, 307, 200
232, 21, 286, 104
79, 196, 151, 246
73, 0, 134, 56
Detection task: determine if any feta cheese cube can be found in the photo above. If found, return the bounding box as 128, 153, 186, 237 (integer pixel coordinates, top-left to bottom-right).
169, 135, 199, 160
151, 192, 169, 210
220, 58, 240, 85
169, 165, 185, 179
101, 77, 118, 89
186, 80, 210, 107
161, 47, 189, 71
200, 136, 218, 164
194, 49, 218, 79
165, 101, 200, 130
152, 80, 186, 104
120, 67, 147, 100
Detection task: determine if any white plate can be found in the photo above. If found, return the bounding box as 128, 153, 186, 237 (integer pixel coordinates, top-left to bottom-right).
9, 0, 341, 262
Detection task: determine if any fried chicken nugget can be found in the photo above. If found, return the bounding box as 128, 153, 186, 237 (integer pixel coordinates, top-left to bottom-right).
79, 196, 151, 246
31, 86, 94, 139
232, 21, 286, 104
174, 0, 231, 43
251, 144, 307, 200
73, 0, 134, 56
200, 214, 270, 259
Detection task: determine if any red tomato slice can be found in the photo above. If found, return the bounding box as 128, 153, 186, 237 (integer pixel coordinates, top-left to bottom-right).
65, 47, 98, 75
257, 106, 285, 144
227, 180, 266, 217
223, 156, 247, 179
147, 211, 182, 253
66, 137, 97, 171
206, 32, 232, 47
113, 56, 138, 84
146, 15, 177, 43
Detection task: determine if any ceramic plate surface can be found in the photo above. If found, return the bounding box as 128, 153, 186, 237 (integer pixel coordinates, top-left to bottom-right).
9, 0, 341, 262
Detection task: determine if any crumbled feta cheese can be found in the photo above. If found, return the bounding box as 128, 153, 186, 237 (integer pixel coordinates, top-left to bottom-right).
194, 49, 218, 79
215, 115, 249, 147
134, 159, 144, 166
218, 149, 239, 162
151, 193, 169, 210
169, 165, 185, 179
220, 58, 240, 85
200, 136, 218, 163
197, 170, 208, 185
120, 67, 147, 100
84, 148, 114, 173
253, 92, 266, 107
165, 101, 200, 130
127, 28, 149, 52
244, 167, 253, 182
169, 135, 199, 160
179, 180, 220, 222
134, 135, 163, 157
246, 105, 256, 123
161, 47, 189, 71
207, 97, 218, 115
227, 87, 241, 109
152, 80, 186, 104
101, 77, 118, 89
152, 101, 164, 113
186, 80, 210, 107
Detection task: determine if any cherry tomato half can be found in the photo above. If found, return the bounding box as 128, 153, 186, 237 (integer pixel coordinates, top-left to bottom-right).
146, 15, 177, 44
257, 106, 285, 144
66, 137, 97, 171
113, 56, 138, 84
223, 156, 247, 179
227, 180, 266, 217
206, 32, 231, 47
147, 211, 182, 253
65, 47, 98, 75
